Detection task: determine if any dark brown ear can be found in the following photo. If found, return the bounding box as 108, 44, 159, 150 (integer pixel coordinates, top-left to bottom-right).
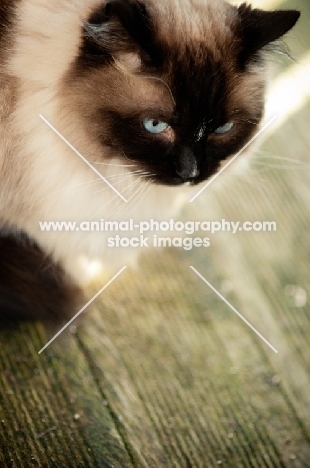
82, 0, 161, 66
238, 4, 300, 63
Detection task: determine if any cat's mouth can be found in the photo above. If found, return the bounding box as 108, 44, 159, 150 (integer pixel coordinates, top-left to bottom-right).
152, 175, 200, 187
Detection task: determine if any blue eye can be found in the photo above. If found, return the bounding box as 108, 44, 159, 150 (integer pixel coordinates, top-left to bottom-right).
214, 122, 234, 134
143, 118, 169, 134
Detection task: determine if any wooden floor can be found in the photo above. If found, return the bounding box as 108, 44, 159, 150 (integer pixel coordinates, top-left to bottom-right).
1, 0, 310, 466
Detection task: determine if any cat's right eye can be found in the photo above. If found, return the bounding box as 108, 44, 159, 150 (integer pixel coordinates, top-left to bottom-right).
143, 119, 170, 134
214, 122, 234, 134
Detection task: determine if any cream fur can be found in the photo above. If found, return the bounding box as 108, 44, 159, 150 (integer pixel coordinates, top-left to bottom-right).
0, 0, 193, 283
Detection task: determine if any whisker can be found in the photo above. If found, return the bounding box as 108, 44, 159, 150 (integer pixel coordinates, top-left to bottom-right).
253, 162, 310, 170
89, 188, 130, 221
110, 57, 176, 108
253, 152, 310, 166
71, 171, 153, 203
234, 118, 259, 126
105, 173, 154, 220
251, 151, 310, 170
24, 177, 105, 215
140, 76, 176, 107
28, 167, 152, 213
119, 150, 140, 165
89, 162, 137, 168
111, 179, 151, 220
128, 179, 154, 216
87, 173, 138, 198
90, 175, 143, 220
99, 170, 150, 181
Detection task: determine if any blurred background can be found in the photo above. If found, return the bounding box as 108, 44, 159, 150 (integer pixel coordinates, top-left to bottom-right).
0, 0, 309, 466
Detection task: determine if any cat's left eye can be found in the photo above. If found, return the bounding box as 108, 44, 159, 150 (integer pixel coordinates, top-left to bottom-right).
143, 119, 169, 134
214, 122, 234, 134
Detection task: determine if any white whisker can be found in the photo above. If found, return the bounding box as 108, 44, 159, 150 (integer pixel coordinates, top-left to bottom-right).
252, 152, 310, 169
99, 170, 149, 181
111, 179, 151, 220
81, 171, 154, 201
140, 76, 176, 107
24, 177, 104, 215
253, 161, 310, 170
128, 179, 154, 215
105, 173, 155, 220
89, 174, 143, 220
89, 161, 137, 168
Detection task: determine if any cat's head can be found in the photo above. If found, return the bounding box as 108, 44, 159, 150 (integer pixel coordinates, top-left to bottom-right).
66, 0, 300, 186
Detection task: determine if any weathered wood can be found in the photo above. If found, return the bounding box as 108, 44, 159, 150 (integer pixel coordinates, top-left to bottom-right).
1, 0, 310, 466
0, 323, 133, 467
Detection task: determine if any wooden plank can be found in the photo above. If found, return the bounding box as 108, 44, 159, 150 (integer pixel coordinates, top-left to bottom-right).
76, 245, 310, 466
0, 322, 134, 467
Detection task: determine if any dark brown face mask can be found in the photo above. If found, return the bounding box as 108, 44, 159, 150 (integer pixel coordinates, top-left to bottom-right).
66, 0, 300, 186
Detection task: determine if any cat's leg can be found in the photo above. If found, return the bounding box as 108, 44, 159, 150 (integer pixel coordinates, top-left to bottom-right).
0, 232, 82, 322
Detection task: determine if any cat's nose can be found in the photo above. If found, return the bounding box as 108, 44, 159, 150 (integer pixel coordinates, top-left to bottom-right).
175, 148, 200, 181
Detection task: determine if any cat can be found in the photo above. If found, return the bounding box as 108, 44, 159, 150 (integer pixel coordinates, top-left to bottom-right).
0, 0, 300, 320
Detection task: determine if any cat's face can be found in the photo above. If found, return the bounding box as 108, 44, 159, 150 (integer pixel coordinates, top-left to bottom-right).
64, 0, 299, 186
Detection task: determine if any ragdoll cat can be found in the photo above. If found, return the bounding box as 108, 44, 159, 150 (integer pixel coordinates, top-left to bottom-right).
0, 0, 299, 320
